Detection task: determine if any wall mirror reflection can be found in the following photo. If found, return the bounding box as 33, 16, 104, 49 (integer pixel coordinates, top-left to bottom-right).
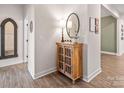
5, 21, 14, 56
0, 18, 18, 59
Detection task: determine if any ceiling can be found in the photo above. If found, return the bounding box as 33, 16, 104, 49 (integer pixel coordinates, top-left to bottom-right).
110, 4, 124, 15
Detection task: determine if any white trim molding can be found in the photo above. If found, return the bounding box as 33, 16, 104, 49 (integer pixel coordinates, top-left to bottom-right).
33, 67, 57, 79
0, 60, 23, 67
102, 4, 119, 18
116, 53, 123, 56
83, 68, 102, 82
101, 51, 117, 55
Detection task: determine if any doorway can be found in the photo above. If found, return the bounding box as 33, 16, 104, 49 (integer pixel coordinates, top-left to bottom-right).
101, 5, 118, 55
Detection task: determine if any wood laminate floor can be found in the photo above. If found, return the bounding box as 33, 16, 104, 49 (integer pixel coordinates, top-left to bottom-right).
0, 54, 124, 88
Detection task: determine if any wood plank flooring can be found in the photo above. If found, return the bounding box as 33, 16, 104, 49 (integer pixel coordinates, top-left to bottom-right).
0, 54, 124, 88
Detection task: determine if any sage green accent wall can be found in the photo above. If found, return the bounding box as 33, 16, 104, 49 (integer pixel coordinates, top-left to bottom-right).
101, 16, 117, 53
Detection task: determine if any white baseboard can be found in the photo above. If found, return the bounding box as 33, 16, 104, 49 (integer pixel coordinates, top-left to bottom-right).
116, 52, 124, 56
34, 67, 57, 79
0, 59, 23, 67
116, 53, 122, 56
23, 60, 28, 63
83, 68, 102, 82
101, 51, 117, 55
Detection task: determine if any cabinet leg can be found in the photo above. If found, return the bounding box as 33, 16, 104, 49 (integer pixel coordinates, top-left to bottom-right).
72, 80, 75, 84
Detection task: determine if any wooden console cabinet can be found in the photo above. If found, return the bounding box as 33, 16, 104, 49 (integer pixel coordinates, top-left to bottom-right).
56, 42, 83, 84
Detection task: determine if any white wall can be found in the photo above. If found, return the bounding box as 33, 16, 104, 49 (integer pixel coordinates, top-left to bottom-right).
34, 4, 101, 82
0, 5, 24, 67
83, 5, 101, 82
34, 4, 88, 79
24, 5, 35, 78
24, 4, 101, 82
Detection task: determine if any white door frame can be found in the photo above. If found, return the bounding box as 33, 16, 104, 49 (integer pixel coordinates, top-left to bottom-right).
101, 4, 119, 56
24, 17, 29, 62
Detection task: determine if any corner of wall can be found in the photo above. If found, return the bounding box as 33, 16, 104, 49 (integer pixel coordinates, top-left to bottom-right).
83, 67, 102, 82
33, 67, 56, 79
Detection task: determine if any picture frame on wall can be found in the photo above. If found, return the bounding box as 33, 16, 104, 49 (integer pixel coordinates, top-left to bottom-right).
95, 18, 99, 25
89, 17, 96, 32
95, 18, 99, 33
95, 25, 99, 33
89, 17, 99, 34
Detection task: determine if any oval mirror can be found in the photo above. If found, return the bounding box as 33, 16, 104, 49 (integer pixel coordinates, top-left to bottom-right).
66, 13, 80, 39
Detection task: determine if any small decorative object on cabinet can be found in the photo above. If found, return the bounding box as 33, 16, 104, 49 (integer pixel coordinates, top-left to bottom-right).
60, 19, 65, 42
56, 42, 83, 84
